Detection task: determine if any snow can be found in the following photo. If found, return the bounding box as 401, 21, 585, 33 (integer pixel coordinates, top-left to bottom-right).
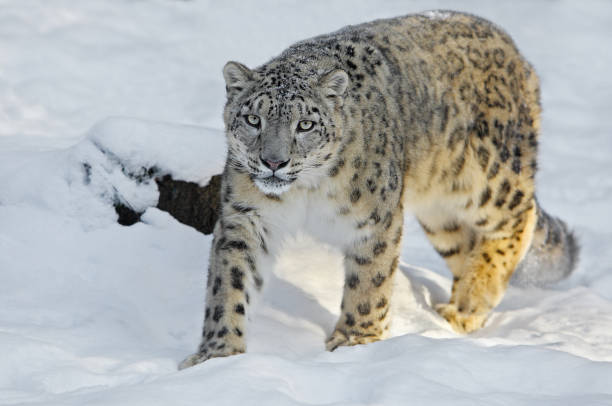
1, 0, 612, 404
421, 10, 452, 20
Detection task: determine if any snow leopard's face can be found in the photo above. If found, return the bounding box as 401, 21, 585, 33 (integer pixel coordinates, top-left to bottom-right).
222, 61, 349, 195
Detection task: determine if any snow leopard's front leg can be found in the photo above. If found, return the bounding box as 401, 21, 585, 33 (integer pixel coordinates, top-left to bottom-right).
326, 217, 403, 351
179, 201, 265, 369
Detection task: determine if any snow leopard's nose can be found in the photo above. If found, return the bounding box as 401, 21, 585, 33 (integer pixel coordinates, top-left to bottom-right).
260, 156, 289, 171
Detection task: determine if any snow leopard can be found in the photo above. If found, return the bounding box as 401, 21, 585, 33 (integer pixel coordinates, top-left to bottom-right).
179, 10, 578, 368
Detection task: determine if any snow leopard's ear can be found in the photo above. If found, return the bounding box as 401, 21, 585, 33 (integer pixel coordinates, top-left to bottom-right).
318, 69, 349, 99
223, 61, 254, 97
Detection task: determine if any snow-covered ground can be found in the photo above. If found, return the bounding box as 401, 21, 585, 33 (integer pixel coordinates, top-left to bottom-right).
1, 1, 612, 404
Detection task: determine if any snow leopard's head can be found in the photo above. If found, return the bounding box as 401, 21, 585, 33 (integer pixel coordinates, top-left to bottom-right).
222, 61, 349, 195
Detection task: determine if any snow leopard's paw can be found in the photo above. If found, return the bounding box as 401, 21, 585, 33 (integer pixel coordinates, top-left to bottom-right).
178, 346, 244, 370
435, 303, 487, 334
325, 329, 381, 351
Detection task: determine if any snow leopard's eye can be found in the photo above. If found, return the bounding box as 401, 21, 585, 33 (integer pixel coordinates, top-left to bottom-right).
245, 114, 261, 128
297, 120, 314, 132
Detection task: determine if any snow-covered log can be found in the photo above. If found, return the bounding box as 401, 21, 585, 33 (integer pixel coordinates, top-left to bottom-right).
84, 117, 226, 233
115, 174, 221, 235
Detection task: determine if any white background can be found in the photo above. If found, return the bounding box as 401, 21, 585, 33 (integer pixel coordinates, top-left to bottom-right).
1, 1, 611, 404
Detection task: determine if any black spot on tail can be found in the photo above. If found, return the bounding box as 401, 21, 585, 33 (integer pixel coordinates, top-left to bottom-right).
566, 228, 580, 274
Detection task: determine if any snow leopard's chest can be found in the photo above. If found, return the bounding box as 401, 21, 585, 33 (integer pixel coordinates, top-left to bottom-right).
256, 187, 370, 255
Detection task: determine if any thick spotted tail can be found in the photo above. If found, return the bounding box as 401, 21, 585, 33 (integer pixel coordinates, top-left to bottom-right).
511, 202, 579, 287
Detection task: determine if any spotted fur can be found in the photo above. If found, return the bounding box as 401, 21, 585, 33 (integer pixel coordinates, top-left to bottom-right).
179, 10, 578, 369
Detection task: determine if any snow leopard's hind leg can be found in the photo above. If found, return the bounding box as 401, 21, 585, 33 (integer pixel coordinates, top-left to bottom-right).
431, 203, 538, 333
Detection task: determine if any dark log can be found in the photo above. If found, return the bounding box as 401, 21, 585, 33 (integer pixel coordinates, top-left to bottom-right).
115, 174, 222, 235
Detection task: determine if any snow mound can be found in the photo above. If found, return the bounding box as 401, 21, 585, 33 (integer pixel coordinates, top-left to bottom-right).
87, 117, 226, 187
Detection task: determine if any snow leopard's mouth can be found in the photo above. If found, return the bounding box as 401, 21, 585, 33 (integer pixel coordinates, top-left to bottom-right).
253, 174, 294, 195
